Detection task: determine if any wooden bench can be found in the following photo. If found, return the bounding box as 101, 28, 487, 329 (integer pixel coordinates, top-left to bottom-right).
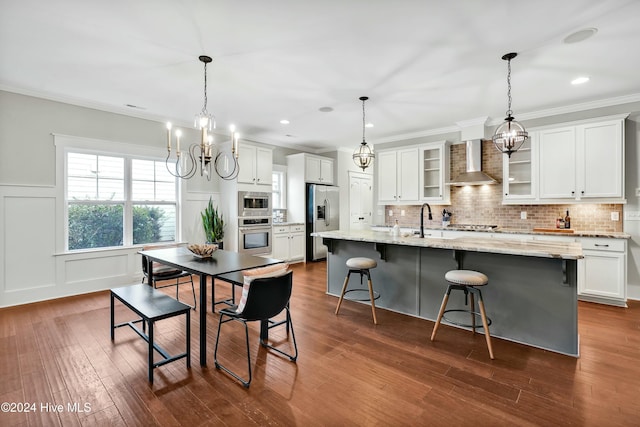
110, 284, 191, 383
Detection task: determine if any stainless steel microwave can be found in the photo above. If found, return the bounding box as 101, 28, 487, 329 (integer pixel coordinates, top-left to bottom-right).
238, 191, 272, 217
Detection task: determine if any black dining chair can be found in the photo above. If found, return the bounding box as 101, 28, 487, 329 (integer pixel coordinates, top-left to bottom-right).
213, 271, 298, 387
141, 245, 197, 310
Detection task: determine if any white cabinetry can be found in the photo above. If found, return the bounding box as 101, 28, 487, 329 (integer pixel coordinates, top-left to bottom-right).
305, 155, 334, 184
237, 144, 273, 189
272, 224, 305, 262
538, 116, 624, 201
577, 120, 624, 198
377, 147, 419, 204
420, 141, 450, 203
538, 126, 576, 199
577, 237, 627, 307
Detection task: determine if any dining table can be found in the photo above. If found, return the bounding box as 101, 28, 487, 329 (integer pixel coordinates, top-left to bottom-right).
139, 246, 283, 366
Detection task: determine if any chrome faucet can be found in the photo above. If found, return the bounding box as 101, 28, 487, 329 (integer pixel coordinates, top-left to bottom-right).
419, 203, 433, 238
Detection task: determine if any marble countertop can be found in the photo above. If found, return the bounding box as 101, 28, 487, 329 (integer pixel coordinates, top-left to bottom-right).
312, 229, 584, 260
370, 225, 629, 239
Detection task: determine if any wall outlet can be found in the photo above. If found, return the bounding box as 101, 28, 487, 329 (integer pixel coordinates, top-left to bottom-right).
388, 210, 393, 217
611, 211, 620, 221
377, 210, 383, 216
625, 211, 640, 221
520, 211, 527, 220
401, 210, 406, 216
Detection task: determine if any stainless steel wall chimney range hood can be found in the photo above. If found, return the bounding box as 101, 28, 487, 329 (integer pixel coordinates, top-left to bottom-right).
447, 140, 498, 186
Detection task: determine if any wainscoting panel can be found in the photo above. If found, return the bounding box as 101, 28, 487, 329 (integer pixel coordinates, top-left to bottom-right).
4, 195, 56, 292
64, 253, 129, 285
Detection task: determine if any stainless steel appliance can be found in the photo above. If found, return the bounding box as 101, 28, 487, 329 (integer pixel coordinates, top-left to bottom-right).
307, 183, 340, 261
238, 191, 272, 217
238, 217, 272, 255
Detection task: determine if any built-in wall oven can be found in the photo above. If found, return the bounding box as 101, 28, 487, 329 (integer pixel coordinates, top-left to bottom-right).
238, 217, 272, 255
238, 191, 271, 217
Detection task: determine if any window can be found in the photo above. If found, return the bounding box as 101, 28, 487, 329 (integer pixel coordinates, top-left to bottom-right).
66, 151, 178, 250
272, 166, 286, 209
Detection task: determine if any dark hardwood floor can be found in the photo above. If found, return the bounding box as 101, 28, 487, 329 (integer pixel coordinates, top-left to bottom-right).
1, 261, 639, 426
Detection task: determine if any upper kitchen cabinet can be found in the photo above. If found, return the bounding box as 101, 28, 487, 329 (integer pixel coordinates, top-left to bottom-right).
420, 141, 450, 203
305, 154, 334, 184
503, 132, 536, 202
377, 147, 419, 204
539, 116, 625, 201
237, 143, 273, 189
503, 114, 627, 204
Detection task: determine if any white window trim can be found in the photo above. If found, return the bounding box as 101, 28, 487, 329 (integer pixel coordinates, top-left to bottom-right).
54, 134, 181, 253
272, 164, 287, 210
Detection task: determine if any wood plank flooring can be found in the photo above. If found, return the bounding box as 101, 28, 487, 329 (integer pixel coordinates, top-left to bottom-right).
1, 261, 639, 426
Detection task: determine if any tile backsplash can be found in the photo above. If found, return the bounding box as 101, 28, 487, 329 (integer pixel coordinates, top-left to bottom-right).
385, 140, 623, 232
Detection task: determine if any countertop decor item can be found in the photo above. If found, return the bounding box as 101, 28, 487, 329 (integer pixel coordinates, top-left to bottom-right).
187, 243, 218, 258
352, 96, 375, 171
492, 52, 528, 157
164, 55, 239, 180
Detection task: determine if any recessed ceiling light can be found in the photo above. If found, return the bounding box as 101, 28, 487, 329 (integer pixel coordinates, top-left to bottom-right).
318, 106, 333, 113
365, 123, 374, 128
563, 28, 597, 44
280, 119, 290, 125
571, 76, 590, 85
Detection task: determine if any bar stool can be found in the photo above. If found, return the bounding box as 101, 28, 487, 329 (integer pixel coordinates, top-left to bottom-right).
335, 257, 379, 324
430, 269, 494, 359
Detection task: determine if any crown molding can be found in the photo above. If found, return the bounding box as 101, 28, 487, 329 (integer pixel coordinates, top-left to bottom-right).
487, 92, 640, 126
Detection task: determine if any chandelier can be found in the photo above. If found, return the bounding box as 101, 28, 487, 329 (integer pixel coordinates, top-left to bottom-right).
165, 55, 239, 181
492, 52, 528, 157
353, 96, 375, 171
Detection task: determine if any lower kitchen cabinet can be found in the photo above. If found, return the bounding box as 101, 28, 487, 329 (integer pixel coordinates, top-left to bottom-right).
272, 224, 305, 262
577, 237, 627, 307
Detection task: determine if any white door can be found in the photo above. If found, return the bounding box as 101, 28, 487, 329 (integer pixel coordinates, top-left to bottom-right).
349, 173, 373, 231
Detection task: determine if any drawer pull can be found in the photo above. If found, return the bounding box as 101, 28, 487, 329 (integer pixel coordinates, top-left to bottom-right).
594, 244, 609, 247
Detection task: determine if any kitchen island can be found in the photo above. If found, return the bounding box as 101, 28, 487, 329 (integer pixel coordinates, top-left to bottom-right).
312, 230, 584, 356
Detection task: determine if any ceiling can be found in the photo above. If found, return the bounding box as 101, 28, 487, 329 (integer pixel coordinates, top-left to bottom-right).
2, 0, 640, 152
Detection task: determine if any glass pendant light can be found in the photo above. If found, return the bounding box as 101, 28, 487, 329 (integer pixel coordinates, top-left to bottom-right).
353, 96, 375, 171
493, 52, 528, 157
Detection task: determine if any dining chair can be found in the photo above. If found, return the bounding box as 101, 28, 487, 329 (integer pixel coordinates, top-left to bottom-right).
213, 270, 297, 387
141, 244, 197, 310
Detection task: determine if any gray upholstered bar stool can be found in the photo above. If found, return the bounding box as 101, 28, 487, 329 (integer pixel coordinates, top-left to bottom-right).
430, 269, 494, 359
335, 257, 379, 324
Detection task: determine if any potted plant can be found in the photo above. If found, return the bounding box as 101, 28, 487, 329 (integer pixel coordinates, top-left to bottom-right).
201, 197, 224, 248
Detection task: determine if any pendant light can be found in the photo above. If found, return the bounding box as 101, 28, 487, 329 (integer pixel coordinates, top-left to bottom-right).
353, 96, 375, 171
492, 52, 528, 157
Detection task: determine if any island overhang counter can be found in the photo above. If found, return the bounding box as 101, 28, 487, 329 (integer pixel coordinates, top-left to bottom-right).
312, 230, 584, 357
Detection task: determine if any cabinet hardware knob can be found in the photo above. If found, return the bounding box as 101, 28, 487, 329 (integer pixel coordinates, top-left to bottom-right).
581, 190, 585, 194
571, 191, 575, 195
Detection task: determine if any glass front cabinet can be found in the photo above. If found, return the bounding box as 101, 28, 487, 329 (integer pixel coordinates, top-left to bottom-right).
419, 141, 450, 204
502, 132, 536, 203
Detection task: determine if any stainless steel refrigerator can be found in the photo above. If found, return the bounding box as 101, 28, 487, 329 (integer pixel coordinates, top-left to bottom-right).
306, 183, 340, 261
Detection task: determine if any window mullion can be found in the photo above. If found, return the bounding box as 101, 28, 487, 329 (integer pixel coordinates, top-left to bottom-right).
123, 158, 133, 246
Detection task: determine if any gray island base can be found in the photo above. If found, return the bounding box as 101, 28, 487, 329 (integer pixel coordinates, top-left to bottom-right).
315, 230, 583, 357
